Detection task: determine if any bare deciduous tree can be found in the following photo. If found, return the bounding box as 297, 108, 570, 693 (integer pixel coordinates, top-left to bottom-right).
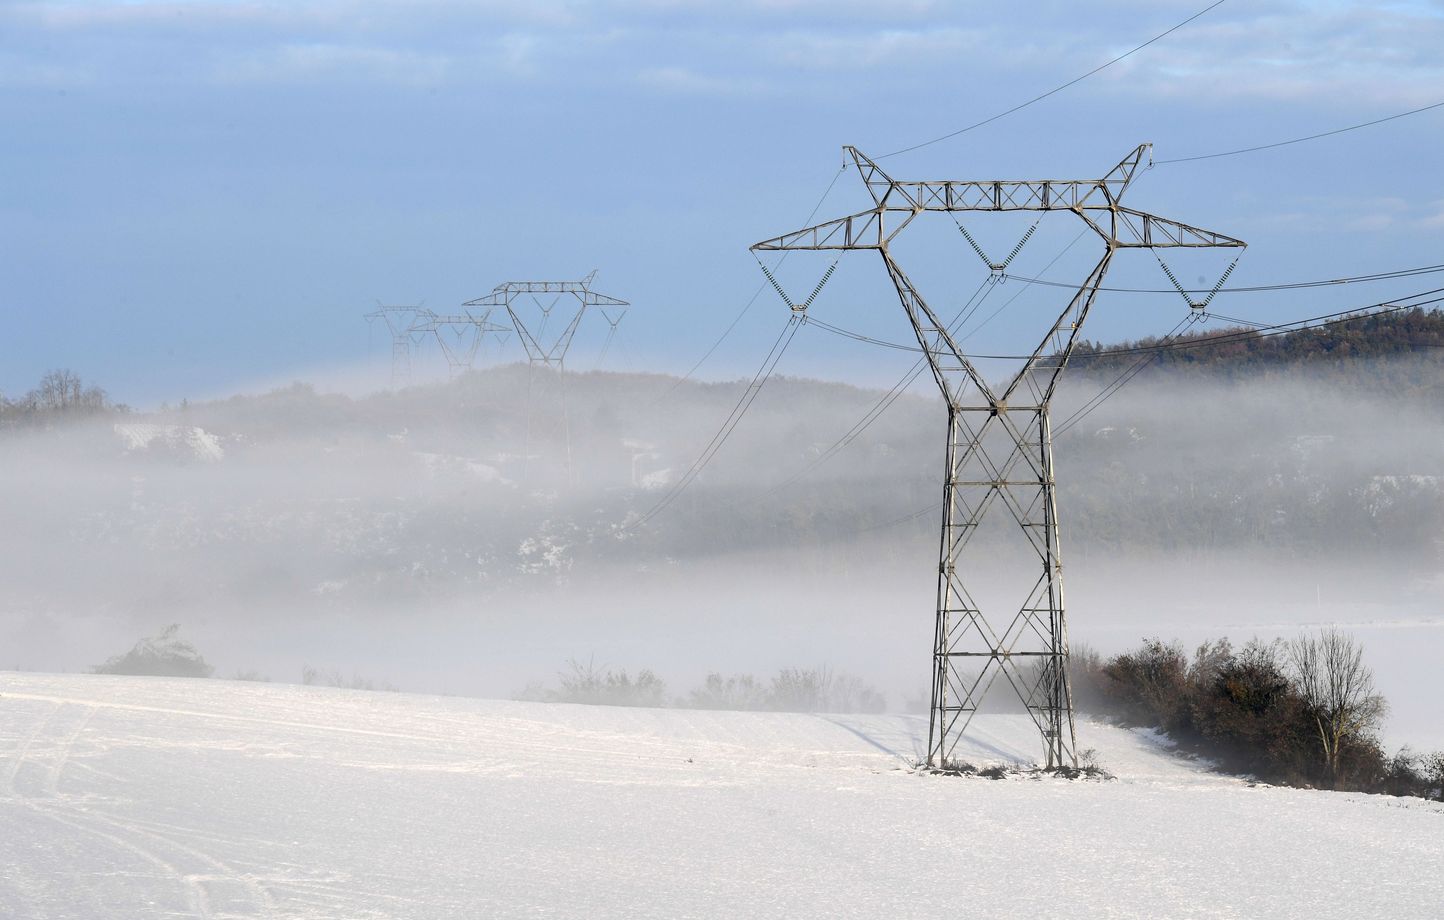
1288, 628, 1386, 781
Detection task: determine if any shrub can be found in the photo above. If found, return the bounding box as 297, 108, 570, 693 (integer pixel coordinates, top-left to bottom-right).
688, 672, 771, 710
765, 666, 886, 714
522, 662, 887, 713
551, 658, 668, 707
1099, 638, 1189, 730
1088, 632, 1434, 798
1422, 751, 1444, 802
1187, 639, 1310, 779
301, 665, 399, 692
92, 624, 214, 679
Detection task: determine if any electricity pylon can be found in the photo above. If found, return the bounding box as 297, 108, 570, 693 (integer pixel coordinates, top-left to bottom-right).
464, 275, 629, 482
464, 275, 628, 370
412, 309, 513, 375
753, 146, 1245, 768
364, 303, 428, 388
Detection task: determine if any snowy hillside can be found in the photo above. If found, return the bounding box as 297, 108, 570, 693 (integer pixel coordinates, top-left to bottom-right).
2, 673, 1440, 919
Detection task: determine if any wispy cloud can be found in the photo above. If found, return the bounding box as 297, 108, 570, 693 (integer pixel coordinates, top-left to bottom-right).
4, 0, 1441, 105
635, 65, 767, 96
212, 43, 454, 86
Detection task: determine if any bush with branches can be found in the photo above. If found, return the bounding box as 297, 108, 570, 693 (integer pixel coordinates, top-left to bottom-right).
92, 624, 213, 679
1076, 629, 1436, 796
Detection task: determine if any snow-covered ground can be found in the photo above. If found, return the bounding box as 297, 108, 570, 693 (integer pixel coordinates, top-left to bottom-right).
2, 673, 1439, 919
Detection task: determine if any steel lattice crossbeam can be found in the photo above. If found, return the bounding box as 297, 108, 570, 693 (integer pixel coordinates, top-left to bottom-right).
412, 311, 513, 373
752, 146, 1244, 768
463, 272, 629, 368
462, 273, 630, 484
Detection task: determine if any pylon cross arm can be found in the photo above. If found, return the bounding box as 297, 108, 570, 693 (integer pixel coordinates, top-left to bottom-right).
1088, 206, 1247, 249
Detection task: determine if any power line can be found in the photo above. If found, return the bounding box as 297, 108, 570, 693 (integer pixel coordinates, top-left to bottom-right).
796, 288, 1444, 362
663, 165, 847, 395
761, 230, 1086, 498
1156, 99, 1444, 165
628, 313, 806, 530
803, 315, 923, 353
854, 501, 943, 535
1067, 289, 1444, 362
762, 231, 1088, 496
763, 278, 998, 498
1002, 261, 1444, 294
877, 0, 1230, 159
846, 292, 1444, 536
1054, 311, 1202, 436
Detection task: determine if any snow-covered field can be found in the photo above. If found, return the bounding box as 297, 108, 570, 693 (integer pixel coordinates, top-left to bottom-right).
2, 673, 1440, 919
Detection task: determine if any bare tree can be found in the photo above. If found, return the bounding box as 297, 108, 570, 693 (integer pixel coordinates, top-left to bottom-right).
1288, 628, 1386, 781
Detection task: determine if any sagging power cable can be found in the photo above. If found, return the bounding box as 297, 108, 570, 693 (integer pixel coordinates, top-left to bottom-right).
846, 291, 1444, 537
663, 165, 847, 396
1155, 99, 1444, 165
1003, 260, 1444, 294
627, 312, 807, 530
877, 0, 1230, 159
761, 231, 1094, 496
761, 277, 999, 499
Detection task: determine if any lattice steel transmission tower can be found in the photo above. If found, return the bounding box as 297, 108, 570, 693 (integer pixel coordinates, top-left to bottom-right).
463, 274, 629, 481
753, 146, 1244, 768
463, 274, 628, 370
364, 303, 428, 388
413, 309, 513, 375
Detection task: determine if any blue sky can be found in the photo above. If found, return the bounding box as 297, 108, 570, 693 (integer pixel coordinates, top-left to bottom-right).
2, 0, 1442, 405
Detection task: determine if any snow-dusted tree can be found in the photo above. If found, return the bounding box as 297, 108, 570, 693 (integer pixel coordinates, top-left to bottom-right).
1288, 629, 1385, 782
93, 624, 214, 679
1423, 751, 1444, 802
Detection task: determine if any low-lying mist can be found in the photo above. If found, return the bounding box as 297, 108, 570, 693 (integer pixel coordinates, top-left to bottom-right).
2, 356, 1440, 749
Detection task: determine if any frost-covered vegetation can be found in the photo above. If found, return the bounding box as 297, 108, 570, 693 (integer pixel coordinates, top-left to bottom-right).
0, 369, 124, 427
91, 624, 213, 679
1077, 630, 1444, 800
519, 661, 887, 713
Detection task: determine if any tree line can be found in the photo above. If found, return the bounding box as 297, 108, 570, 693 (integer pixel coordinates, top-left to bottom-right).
1068, 307, 1444, 382
0, 369, 125, 428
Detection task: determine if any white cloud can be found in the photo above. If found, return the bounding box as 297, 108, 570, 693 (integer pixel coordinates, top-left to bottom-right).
635, 65, 766, 96
1416, 200, 1444, 230
759, 26, 987, 72
3, 0, 1441, 104
212, 42, 454, 86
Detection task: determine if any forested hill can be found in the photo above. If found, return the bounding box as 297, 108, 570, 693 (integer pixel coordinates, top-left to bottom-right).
1068, 307, 1444, 383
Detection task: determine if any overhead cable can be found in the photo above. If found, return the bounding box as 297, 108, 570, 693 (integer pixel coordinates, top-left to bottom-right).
877, 0, 1229, 159
628, 313, 806, 530
1003, 261, 1444, 294
1155, 99, 1444, 165
663, 165, 847, 394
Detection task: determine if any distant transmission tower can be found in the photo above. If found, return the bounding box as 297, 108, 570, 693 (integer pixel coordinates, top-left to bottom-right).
753, 146, 1244, 768
413, 309, 513, 375
464, 274, 629, 480
364, 303, 428, 388
465, 274, 628, 370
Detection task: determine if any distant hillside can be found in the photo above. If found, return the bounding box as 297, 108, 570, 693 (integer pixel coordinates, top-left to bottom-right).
0, 320, 1439, 631
1069, 307, 1444, 388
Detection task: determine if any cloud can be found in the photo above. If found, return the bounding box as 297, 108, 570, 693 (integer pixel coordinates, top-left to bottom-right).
212, 42, 454, 86
635, 65, 767, 96
4, 0, 1441, 105
758, 26, 987, 72
1116, 3, 1444, 106
1416, 200, 1444, 230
